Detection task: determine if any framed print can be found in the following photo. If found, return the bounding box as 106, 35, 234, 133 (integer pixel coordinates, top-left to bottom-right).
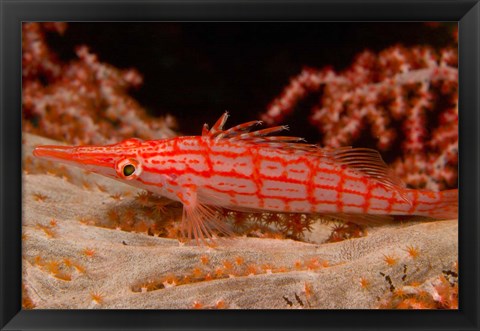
1, 0, 479, 330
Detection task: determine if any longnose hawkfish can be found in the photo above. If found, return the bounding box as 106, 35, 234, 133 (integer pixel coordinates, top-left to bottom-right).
33, 112, 458, 244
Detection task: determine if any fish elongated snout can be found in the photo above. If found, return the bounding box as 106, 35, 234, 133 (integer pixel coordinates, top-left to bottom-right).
32, 144, 122, 172
33, 145, 78, 162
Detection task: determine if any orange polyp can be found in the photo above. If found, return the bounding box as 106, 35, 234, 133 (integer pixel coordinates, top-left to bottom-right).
383, 254, 398, 266
246, 264, 258, 275
63, 258, 73, 267
393, 288, 407, 299
135, 191, 151, 206
32, 192, 48, 202
306, 258, 320, 270
214, 267, 224, 277
34, 256, 45, 266
215, 300, 226, 309
83, 248, 95, 257
192, 301, 203, 309
96, 183, 108, 193
200, 255, 209, 265
110, 193, 123, 201
90, 291, 104, 305
274, 266, 287, 273
45, 261, 60, 275
163, 275, 178, 285
261, 264, 273, 273
359, 277, 370, 289
294, 260, 303, 270
192, 267, 203, 278
73, 263, 86, 274
36, 223, 56, 238
235, 256, 244, 266
222, 260, 233, 271
415, 289, 431, 300
405, 245, 420, 259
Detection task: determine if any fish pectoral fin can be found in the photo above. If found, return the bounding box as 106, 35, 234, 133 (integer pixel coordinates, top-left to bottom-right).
178, 188, 232, 244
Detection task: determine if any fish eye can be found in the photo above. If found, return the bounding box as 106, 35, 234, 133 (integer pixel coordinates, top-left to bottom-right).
116, 158, 142, 180
123, 164, 136, 177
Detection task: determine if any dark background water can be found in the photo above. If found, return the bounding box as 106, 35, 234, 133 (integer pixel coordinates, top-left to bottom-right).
47, 22, 455, 147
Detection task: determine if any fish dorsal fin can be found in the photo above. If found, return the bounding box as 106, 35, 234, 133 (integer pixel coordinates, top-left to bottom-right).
205, 112, 306, 143
324, 147, 410, 203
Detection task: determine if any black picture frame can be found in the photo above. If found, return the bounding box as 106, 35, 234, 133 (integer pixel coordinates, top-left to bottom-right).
1, 0, 479, 330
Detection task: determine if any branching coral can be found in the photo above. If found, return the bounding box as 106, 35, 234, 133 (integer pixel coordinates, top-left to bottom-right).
22, 22, 177, 145
262, 45, 458, 190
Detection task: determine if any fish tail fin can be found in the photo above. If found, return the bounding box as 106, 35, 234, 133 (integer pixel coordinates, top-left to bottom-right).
417, 189, 458, 220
